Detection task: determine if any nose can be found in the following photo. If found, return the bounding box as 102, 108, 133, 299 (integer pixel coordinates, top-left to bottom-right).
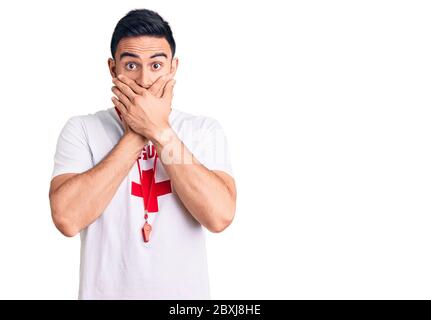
136, 70, 152, 89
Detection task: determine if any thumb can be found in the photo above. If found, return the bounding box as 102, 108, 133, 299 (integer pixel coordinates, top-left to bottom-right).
162, 79, 176, 100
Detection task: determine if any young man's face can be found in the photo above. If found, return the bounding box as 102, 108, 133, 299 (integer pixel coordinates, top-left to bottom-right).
108, 35, 178, 88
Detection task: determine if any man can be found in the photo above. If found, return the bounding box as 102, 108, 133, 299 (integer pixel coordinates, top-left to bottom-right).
49, 9, 236, 300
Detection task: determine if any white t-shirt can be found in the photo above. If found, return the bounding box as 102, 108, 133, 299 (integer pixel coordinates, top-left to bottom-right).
51, 107, 233, 300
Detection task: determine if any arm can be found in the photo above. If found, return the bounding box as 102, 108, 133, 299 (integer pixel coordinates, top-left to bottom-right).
154, 130, 236, 233
49, 132, 146, 237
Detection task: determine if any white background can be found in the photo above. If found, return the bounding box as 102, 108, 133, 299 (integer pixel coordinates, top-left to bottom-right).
0, 0, 430, 299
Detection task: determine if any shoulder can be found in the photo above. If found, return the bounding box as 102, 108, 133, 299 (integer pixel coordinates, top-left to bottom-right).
59, 115, 87, 139
170, 108, 223, 134
61, 108, 118, 135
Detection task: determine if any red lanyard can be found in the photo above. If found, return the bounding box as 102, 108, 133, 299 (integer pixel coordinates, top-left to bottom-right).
114, 107, 157, 242
136, 151, 158, 242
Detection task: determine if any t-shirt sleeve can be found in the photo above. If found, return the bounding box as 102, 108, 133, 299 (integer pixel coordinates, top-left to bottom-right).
192, 118, 234, 178
51, 116, 94, 179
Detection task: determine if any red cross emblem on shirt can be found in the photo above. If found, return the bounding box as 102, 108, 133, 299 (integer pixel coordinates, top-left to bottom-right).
131, 167, 172, 212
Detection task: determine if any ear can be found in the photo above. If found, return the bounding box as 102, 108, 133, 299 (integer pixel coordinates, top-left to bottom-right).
170, 57, 179, 77
108, 58, 117, 78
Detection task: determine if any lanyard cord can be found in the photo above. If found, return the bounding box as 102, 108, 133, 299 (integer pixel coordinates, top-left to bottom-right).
136, 152, 158, 221
114, 108, 158, 227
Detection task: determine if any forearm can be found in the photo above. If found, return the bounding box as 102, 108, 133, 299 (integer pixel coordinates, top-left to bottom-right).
154, 130, 235, 232
50, 133, 145, 236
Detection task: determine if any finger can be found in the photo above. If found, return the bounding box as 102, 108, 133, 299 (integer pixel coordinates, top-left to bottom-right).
111, 96, 128, 115
112, 78, 137, 100
162, 79, 176, 102
112, 86, 133, 109
115, 74, 146, 95
150, 72, 174, 98
114, 105, 123, 121
112, 97, 131, 131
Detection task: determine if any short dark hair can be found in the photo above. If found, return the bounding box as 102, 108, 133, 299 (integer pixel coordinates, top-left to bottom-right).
110, 9, 176, 59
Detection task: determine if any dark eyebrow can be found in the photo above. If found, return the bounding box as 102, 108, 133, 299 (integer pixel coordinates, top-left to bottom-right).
119, 52, 168, 60
119, 52, 140, 60
149, 52, 168, 59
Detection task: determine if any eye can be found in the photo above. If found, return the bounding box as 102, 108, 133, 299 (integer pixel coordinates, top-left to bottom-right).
125, 62, 138, 71
152, 62, 162, 70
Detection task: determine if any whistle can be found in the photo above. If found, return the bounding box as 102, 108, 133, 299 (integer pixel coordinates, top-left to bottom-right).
142, 222, 152, 243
